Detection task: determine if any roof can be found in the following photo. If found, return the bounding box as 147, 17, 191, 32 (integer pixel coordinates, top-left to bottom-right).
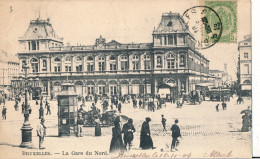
154, 12, 189, 33
19, 18, 63, 42
0, 50, 19, 63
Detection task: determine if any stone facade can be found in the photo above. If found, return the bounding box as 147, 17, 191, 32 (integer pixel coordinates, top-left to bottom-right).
13, 12, 210, 100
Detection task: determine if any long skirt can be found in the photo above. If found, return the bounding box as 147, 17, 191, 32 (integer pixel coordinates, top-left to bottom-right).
140, 134, 153, 149
95, 124, 101, 136
109, 136, 125, 153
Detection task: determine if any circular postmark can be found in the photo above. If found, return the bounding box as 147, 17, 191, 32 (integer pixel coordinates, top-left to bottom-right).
183, 6, 222, 50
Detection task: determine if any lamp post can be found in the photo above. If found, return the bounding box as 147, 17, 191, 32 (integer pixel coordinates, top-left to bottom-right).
39, 87, 44, 119
20, 62, 33, 148
143, 53, 147, 108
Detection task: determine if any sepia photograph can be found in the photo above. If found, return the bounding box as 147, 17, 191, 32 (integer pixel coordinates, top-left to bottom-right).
0, 0, 253, 158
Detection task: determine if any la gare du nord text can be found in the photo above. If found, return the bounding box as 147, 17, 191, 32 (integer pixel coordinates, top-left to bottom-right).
22, 150, 108, 156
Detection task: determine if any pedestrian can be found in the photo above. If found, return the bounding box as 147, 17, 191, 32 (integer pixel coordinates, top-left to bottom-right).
139, 100, 142, 109
22, 102, 25, 114
46, 103, 51, 115
94, 95, 98, 104
36, 99, 38, 105
2, 106, 7, 120
109, 119, 125, 153
241, 114, 250, 132
118, 101, 122, 113
36, 118, 46, 149
122, 118, 135, 151
28, 105, 32, 114
95, 116, 101, 136
140, 117, 154, 150
161, 115, 167, 131
77, 114, 84, 137
170, 119, 182, 151
216, 104, 219, 112
110, 103, 113, 110
45, 100, 48, 108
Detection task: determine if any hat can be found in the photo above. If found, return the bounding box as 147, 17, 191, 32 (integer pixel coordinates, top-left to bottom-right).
128, 118, 133, 123
145, 117, 151, 122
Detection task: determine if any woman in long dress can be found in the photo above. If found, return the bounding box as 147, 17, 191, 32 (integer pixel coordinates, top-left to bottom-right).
109, 119, 125, 153
95, 116, 101, 136
140, 117, 154, 149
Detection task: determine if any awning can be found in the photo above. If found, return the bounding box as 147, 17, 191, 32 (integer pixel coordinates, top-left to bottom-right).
157, 83, 174, 88
195, 83, 214, 87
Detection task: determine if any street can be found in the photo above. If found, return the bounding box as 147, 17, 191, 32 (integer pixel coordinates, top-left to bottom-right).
0, 95, 251, 158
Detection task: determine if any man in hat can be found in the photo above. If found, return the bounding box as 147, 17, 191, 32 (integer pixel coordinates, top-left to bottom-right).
140, 117, 154, 149
118, 101, 122, 113
77, 114, 84, 137
171, 119, 182, 151
2, 105, 7, 120
161, 115, 167, 131
36, 118, 46, 149
122, 118, 136, 150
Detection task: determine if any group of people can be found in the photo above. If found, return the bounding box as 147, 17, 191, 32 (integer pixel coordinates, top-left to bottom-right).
215, 102, 227, 112
109, 117, 182, 153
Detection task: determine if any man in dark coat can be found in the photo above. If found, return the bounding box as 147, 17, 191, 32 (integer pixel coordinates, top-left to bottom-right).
118, 102, 122, 113
161, 115, 167, 131
122, 118, 135, 150
140, 117, 154, 149
171, 119, 182, 151
2, 106, 7, 120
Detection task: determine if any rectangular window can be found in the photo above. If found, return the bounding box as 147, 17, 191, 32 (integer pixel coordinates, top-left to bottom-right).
54, 66, 61, 72
110, 63, 116, 71
244, 52, 248, 59
144, 61, 151, 70
87, 63, 94, 72
168, 35, 173, 45
65, 66, 71, 72
76, 65, 82, 72
99, 86, 105, 94
88, 86, 94, 94
32, 41, 36, 50
121, 61, 128, 70
244, 64, 249, 74
110, 86, 117, 95
99, 62, 105, 71
132, 61, 139, 70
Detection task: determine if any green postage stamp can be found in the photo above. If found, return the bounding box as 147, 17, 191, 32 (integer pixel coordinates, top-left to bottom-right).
204, 0, 237, 43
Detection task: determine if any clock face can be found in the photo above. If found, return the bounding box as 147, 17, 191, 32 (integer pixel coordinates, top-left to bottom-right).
183, 6, 222, 50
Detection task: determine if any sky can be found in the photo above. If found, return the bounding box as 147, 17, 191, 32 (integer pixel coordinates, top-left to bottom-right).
0, 0, 251, 80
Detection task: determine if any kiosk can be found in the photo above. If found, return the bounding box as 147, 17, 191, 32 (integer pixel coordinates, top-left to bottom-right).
57, 81, 78, 136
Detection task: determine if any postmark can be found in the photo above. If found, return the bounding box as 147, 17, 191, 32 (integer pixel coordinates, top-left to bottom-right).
204, 0, 237, 43
183, 6, 223, 50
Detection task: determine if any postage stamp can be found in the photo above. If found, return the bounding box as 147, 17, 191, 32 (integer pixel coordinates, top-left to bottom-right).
203, 0, 237, 43
183, 6, 223, 50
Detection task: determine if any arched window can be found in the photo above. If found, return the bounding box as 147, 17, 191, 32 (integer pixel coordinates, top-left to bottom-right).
167, 53, 175, 69
109, 55, 117, 71
98, 56, 105, 71
65, 56, 72, 62
121, 56, 128, 70
76, 56, 82, 61
87, 56, 94, 72
54, 57, 61, 62
132, 55, 139, 70
54, 57, 61, 72
31, 58, 39, 73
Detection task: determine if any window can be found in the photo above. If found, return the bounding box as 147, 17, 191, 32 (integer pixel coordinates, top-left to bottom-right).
54, 66, 61, 72
244, 52, 248, 59
180, 55, 186, 67
43, 59, 47, 67
110, 86, 117, 95
98, 56, 105, 71
54, 57, 61, 62
109, 55, 117, 71
32, 41, 37, 50
167, 21, 172, 27
132, 55, 139, 70
76, 56, 82, 61
88, 86, 94, 94
168, 35, 173, 45
76, 65, 82, 72
121, 56, 128, 70
87, 56, 94, 72
31, 58, 39, 73
144, 54, 151, 70
167, 53, 175, 69
65, 56, 72, 62
99, 86, 106, 95
65, 66, 72, 72
244, 64, 249, 74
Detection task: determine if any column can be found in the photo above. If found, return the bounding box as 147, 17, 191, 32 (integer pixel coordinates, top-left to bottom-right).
166, 35, 168, 45
162, 35, 165, 46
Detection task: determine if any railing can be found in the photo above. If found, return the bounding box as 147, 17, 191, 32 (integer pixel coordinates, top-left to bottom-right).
25, 68, 194, 77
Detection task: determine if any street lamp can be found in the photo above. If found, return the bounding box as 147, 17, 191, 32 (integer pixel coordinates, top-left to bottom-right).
143, 53, 147, 108
20, 62, 33, 148
39, 87, 44, 119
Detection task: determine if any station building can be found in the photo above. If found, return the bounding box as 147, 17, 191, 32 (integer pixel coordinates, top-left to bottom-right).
12, 12, 210, 100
